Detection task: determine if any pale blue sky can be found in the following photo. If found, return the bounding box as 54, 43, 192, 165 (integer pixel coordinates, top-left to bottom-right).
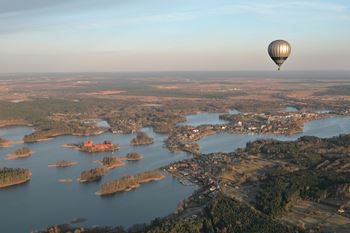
0, 0, 349, 72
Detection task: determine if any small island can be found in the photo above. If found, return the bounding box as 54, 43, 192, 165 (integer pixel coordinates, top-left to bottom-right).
124, 152, 143, 161
96, 154, 142, 170
99, 156, 125, 170
77, 167, 107, 183
96, 170, 165, 196
65, 140, 120, 153
0, 137, 11, 147
0, 167, 32, 188
6, 147, 32, 160
130, 132, 154, 146
48, 160, 78, 168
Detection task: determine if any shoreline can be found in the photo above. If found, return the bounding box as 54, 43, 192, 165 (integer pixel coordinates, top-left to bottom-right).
0, 140, 24, 148
96, 174, 165, 196
95, 160, 125, 170
5, 151, 32, 160
0, 172, 32, 189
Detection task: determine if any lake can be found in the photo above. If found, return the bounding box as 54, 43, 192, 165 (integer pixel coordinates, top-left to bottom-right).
1, 114, 350, 233
0, 127, 195, 233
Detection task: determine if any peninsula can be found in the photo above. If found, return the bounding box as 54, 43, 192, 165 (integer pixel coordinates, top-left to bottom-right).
0, 167, 32, 188
6, 147, 32, 160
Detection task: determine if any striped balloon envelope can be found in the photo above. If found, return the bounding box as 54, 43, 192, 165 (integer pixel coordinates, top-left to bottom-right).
268, 40, 291, 71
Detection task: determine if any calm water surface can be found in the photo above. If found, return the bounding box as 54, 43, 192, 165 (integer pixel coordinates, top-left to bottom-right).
178, 109, 239, 127
1, 114, 350, 233
0, 127, 195, 233
199, 117, 350, 154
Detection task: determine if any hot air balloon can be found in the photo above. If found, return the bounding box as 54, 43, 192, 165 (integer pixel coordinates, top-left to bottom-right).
268, 40, 291, 71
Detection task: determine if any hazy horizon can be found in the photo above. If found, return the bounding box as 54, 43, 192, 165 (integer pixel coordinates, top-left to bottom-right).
0, 0, 349, 72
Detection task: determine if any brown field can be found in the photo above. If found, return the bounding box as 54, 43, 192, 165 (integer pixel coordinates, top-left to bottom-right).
280, 200, 350, 233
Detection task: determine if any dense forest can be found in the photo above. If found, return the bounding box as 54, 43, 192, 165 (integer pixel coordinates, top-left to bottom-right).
41, 195, 303, 233
0, 167, 32, 188
245, 135, 350, 167
101, 157, 123, 167
256, 168, 350, 216
147, 197, 296, 233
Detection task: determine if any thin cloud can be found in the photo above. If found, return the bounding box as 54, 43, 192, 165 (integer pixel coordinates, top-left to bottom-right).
212, 1, 348, 15
0, 0, 348, 35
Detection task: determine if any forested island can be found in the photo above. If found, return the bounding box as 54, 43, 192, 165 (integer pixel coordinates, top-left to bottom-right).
124, 152, 143, 161
97, 154, 143, 170
0, 167, 32, 188
77, 167, 107, 183
5, 147, 32, 160
97, 170, 165, 196
99, 157, 125, 169
48, 160, 78, 168
130, 132, 154, 145
0, 137, 10, 147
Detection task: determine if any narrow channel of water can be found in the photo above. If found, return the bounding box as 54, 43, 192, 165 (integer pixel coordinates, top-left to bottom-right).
199, 117, 350, 154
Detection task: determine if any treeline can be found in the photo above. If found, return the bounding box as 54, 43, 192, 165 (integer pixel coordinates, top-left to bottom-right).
101, 157, 122, 167
146, 196, 302, 233
125, 152, 142, 160
256, 168, 350, 216
0, 167, 31, 188
98, 170, 164, 195
78, 168, 106, 183
14, 147, 31, 155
